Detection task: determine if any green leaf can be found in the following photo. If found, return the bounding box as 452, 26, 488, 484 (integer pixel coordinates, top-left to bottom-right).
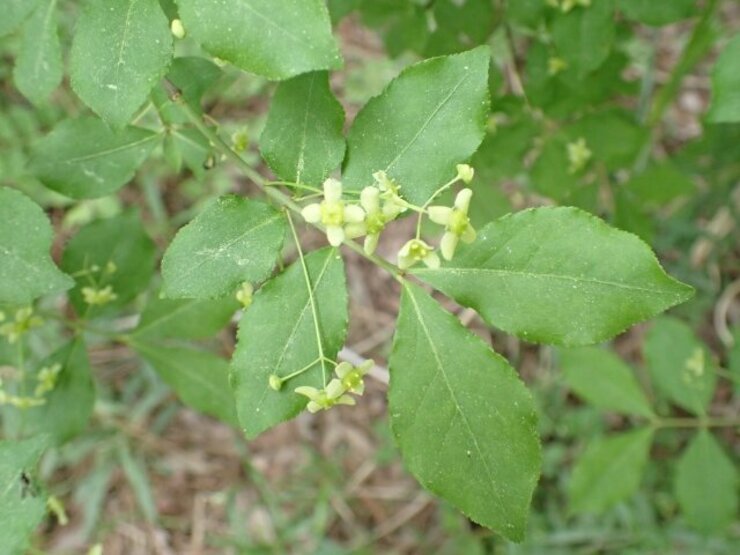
708, 34, 740, 123
621, 162, 695, 206
62, 210, 156, 314
16, 341, 95, 444
569, 428, 653, 514
566, 110, 649, 171
560, 347, 653, 418
342, 47, 490, 204
674, 430, 738, 534
30, 117, 161, 199
389, 283, 540, 542
618, 0, 696, 26
176, 0, 342, 80
644, 317, 717, 415
414, 207, 694, 347
69, 0, 173, 127
133, 341, 238, 426
506, 0, 545, 28
530, 135, 586, 204
328, 0, 361, 23
471, 118, 538, 183
0, 187, 72, 305
0, 0, 40, 37
132, 296, 237, 340
551, 0, 615, 77
231, 248, 348, 439
161, 195, 285, 299
13, 0, 63, 105
0, 436, 49, 555
260, 71, 345, 186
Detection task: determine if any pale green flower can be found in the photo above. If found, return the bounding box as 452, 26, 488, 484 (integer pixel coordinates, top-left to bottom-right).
335, 360, 373, 395
373, 171, 408, 219
548, 57, 568, 76
295, 381, 356, 413
82, 285, 118, 306
359, 186, 388, 255
301, 178, 366, 246
236, 282, 254, 308
567, 137, 592, 174
398, 239, 440, 270
35, 363, 62, 397
561, 0, 591, 13
428, 188, 477, 260
0, 307, 43, 344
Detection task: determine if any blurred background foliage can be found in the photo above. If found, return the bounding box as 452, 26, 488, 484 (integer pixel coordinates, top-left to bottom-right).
0, 0, 738, 553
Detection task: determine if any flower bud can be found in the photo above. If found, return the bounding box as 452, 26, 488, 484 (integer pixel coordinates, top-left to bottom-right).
171, 19, 186, 39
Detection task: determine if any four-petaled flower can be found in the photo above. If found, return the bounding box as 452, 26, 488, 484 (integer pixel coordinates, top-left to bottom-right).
301, 178, 366, 247
428, 188, 477, 260
295, 381, 356, 413
335, 360, 373, 395
373, 171, 408, 219
398, 238, 440, 270
359, 186, 387, 255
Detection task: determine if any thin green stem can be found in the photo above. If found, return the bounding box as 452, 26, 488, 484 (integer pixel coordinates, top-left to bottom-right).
165, 81, 405, 281
713, 366, 740, 386
415, 177, 457, 239
321, 356, 338, 367
279, 357, 322, 383
286, 211, 328, 387
265, 181, 324, 195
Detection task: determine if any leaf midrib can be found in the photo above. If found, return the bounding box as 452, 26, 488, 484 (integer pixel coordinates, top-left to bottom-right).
383, 71, 471, 178
135, 343, 228, 403
28, 0, 58, 84
168, 211, 282, 291
252, 251, 335, 414
576, 430, 652, 506
415, 267, 682, 296
404, 285, 502, 510
62, 133, 160, 165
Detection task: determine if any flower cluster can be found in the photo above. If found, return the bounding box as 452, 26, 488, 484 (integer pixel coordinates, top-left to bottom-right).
236, 281, 254, 308
82, 285, 118, 306
301, 173, 408, 253
300, 164, 478, 269
294, 360, 373, 413
547, 0, 590, 12
0, 307, 43, 344
567, 137, 592, 174
0, 363, 62, 409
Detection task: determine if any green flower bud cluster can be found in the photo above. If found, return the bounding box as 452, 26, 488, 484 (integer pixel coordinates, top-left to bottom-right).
0, 362, 62, 409
236, 281, 254, 308
0, 307, 43, 344
567, 137, 592, 174
547, 0, 591, 12
82, 285, 118, 306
